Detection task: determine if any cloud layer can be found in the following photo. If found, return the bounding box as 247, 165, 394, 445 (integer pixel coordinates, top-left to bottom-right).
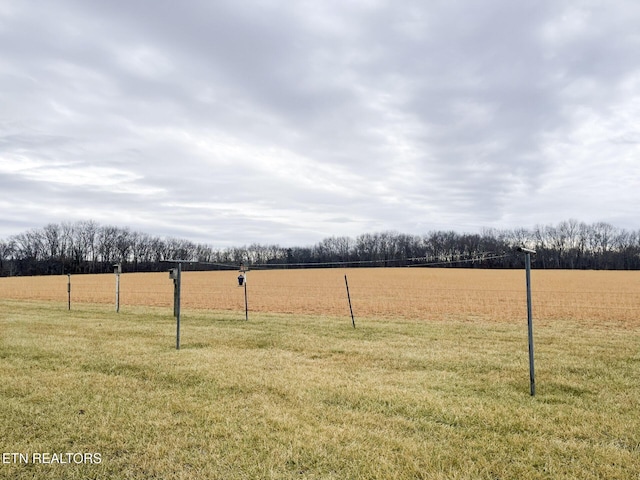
1, 0, 639, 246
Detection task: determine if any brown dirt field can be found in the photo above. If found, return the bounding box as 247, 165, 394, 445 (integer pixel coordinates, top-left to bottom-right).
1, 268, 639, 326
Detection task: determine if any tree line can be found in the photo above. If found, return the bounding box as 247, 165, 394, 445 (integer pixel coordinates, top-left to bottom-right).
1, 219, 639, 276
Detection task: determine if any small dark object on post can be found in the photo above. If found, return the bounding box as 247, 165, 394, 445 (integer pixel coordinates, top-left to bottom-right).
238, 266, 248, 320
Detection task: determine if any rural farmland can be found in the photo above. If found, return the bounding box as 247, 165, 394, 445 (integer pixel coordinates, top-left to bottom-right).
1, 268, 639, 479
1, 268, 639, 325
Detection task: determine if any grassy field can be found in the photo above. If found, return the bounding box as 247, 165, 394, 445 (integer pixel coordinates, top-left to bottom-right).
1, 296, 639, 479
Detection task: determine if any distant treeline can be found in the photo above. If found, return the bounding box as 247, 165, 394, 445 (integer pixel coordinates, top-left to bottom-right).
1, 219, 639, 276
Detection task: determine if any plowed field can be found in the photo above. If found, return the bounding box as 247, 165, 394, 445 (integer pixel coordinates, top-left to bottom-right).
1, 268, 638, 325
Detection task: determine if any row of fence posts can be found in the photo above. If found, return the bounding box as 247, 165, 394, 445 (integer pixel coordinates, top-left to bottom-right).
164, 253, 536, 394
62, 249, 537, 395
66, 263, 122, 313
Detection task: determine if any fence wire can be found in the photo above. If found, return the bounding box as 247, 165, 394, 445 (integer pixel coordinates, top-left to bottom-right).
1, 269, 638, 325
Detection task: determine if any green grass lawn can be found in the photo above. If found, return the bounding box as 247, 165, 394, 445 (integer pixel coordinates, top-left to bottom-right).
1, 300, 639, 479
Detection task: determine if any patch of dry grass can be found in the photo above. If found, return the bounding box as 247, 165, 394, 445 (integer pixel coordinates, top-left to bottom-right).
1, 300, 639, 479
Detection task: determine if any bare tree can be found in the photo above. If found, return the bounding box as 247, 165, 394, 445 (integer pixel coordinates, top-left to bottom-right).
2, 219, 640, 275
97, 225, 119, 264
115, 228, 132, 263
42, 223, 61, 259
0, 239, 15, 275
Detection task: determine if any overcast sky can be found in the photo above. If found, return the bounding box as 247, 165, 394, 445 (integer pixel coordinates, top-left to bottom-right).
1, 0, 639, 247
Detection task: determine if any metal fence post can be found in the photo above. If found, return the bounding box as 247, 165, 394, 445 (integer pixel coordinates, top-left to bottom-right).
345, 275, 355, 328
176, 262, 181, 349
168, 263, 182, 350
518, 247, 536, 396
114, 263, 122, 313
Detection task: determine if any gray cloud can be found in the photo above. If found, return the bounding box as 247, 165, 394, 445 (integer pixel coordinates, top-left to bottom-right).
1, 0, 639, 246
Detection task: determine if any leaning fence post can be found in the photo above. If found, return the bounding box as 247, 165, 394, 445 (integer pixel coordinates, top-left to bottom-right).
345, 275, 355, 328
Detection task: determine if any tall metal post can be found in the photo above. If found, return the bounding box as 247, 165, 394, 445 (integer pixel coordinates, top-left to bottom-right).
67, 274, 71, 311
244, 277, 248, 321
519, 247, 536, 396
165, 260, 189, 350
175, 262, 182, 350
